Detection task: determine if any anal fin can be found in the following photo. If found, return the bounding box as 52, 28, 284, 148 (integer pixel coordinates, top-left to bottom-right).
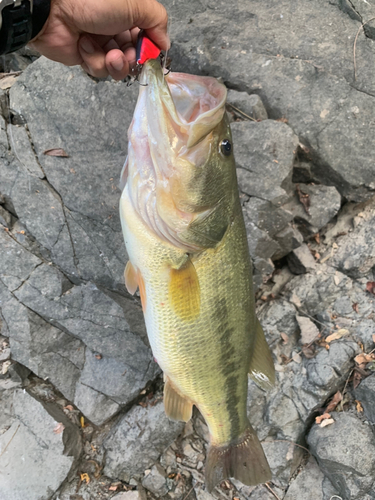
249, 317, 275, 391
164, 377, 193, 422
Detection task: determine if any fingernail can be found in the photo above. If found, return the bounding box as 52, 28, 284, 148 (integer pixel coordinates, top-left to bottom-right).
80, 37, 95, 54
110, 56, 124, 72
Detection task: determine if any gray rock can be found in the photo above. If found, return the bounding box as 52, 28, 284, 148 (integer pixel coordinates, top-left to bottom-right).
354, 374, 375, 425
307, 412, 375, 499
292, 161, 315, 184
112, 493, 144, 500
227, 90, 268, 121
244, 197, 293, 238
0, 226, 41, 291
332, 210, 375, 278
273, 225, 304, 260
282, 184, 342, 234
0, 389, 81, 500
233, 120, 298, 206
103, 398, 184, 482
353, 319, 375, 351
288, 244, 316, 274
142, 464, 168, 497
8, 56, 139, 289
73, 381, 121, 426
163, 0, 375, 201
284, 456, 334, 500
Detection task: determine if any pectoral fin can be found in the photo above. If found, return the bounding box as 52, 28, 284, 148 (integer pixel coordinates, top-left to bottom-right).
249, 318, 275, 391
169, 257, 200, 321
124, 261, 138, 295
164, 377, 193, 422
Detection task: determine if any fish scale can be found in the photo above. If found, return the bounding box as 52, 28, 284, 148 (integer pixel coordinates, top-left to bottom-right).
120, 59, 275, 491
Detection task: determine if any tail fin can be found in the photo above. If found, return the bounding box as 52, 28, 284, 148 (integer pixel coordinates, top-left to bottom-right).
205, 423, 271, 492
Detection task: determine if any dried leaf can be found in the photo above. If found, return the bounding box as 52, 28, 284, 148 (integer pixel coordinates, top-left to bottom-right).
326, 329, 349, 343
80, 473, 90, 484
0, 74, 19, 89
355, 400, 364, 412
352, 302, 359, 313
290, 293, 302, 308
320, 418, 335, 428
280, 354, 292, 365
372, 334, 375, 343
64, 405, 74, 411
280, 332, 289, 344
109, 485, 119, 491
43, 148, 69, 157
353, 370, 362, 389
366, 282, 375, 295
296, 315, 320, 345
296, 184, 310, 215
315, 413, 331, 424
313, 233, 320, 244
53, 422, 65, 434
302, 344, 316, 358
292, 351, 302, 364
354, 353, 375, 365
326, 391, 342, 413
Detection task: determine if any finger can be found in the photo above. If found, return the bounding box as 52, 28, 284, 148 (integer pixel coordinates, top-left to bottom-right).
114, 28, 140, 51
105, 49, 130, 81
79, 35, 109, 78
134, 0, 170, 51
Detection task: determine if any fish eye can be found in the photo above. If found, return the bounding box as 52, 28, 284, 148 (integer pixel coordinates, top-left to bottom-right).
221, 139, 232, 156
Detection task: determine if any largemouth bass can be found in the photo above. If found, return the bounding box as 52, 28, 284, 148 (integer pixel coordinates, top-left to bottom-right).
119, 59, 275, 490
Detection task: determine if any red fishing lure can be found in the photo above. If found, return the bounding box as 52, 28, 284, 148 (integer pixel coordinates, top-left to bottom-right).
136, 31, 161, 65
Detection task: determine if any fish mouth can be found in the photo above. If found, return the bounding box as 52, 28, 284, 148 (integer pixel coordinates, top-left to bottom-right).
141, 59, 227, 149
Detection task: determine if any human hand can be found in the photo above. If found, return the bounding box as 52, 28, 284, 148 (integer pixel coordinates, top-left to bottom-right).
30, 0, 169, 80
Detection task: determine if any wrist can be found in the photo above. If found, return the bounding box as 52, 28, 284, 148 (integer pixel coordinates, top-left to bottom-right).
0, 0, 50, 55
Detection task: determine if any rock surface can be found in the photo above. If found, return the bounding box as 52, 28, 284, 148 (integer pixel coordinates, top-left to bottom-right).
308, 412, 375, 499
103, 398, 184, 482
2, 1, 375, 498
0, 389, 81, 500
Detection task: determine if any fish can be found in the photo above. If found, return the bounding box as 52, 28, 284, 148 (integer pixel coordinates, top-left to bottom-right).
119, 58, 275, 491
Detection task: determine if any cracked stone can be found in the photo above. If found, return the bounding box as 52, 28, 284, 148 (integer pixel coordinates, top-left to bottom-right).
142, 464, 168, 497
0, 389, 81, 500
282, 184, 342, 235
332, 209, 375, 278
9, 57, 139, 289
164, 0, 375, 201
233, 120, 298, 206
354, 374, 375, 425
273, 225, 304, 260
227, 89, 268, 121
284, 456, 338, 500
287, 243, 317, 275
0, 226, 41, 291
103, 397, 184, 482
244, 197, 293, 238
307, 412, 375, 500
